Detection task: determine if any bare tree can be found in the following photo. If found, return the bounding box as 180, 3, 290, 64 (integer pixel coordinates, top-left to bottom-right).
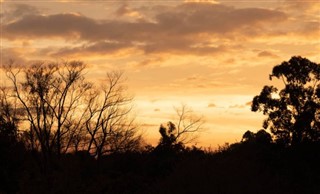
158, 104, 205, 148
83, 71, 142, 158
106, 117, 142, 154
4, 61, 91, 158
173, 104, 204, 144
2, 61, 142, 160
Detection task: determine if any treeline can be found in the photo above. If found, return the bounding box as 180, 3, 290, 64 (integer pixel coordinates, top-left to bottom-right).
2, 125, 320, 193
1, 56, 320, 193
1, 61, 143, 160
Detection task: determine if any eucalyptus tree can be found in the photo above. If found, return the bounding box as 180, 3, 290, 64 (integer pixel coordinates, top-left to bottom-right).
252, 56, 320, 146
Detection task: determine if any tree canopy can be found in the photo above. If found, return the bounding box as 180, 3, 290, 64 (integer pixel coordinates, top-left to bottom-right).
252, 56, 320, 146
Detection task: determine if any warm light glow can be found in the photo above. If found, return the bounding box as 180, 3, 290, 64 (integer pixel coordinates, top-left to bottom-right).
2, 0, 319, 148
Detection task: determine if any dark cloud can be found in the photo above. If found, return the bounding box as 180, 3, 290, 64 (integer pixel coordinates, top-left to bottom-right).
3, 3, 288, 56
3, 4, 41, 22
10, 4, 40, 17
51, 41, 133, 57
4, 13, 97, 40
155, 4, 286, 35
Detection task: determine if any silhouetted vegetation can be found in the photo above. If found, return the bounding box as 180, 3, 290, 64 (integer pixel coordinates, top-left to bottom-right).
1, 56, 320, 193
155, 104, 204, 154
252, 56, 320, 146
3, 61, 142, 159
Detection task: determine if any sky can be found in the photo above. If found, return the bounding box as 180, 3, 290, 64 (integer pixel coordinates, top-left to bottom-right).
1, 0, 320, 148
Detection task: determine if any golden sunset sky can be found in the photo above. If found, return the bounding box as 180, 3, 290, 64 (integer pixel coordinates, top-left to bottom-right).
1, 0, 320, 148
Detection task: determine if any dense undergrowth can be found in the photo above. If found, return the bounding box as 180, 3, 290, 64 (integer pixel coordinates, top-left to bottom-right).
2, 139, 320, 194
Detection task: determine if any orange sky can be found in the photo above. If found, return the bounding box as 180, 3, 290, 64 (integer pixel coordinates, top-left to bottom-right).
1, 0, 320, 148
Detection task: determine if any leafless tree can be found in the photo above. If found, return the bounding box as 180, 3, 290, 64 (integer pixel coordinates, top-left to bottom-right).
4, 61, 91, 158
159, 104, 205, 147
3, 61, 142, 160
83, 71, 142, 158
106, 117, 142, 154
173, 104, 204, 144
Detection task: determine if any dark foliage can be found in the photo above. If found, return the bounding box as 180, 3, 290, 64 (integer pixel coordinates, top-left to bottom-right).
242, 129, 272, 145
155, 121, 185, 154
1, 135, 320, 194
252, 56, 320, 146
0, 115, 25, 194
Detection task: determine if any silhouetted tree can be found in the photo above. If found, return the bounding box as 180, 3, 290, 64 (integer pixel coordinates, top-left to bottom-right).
0, 87, 25, 194
156, 104, 204, 151
157, 121, 183, 151
5, 61, 90, 158
252, 56, 320, 146
242, 129, 272, 145
82, 71, 142, 158
242, 130, 255, 142
255, 129, 272, 144
0, 87, 19, 141
3, 61, 142, 160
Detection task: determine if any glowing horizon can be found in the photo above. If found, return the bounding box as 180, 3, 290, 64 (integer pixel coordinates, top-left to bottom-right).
1, 0, 319, 148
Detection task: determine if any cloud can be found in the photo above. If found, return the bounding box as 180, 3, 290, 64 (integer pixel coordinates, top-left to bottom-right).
154, 4, 287, 37
3, 4, 41, 22
282, 0, 319, 10
299, 21, 320, 36
133, 57, 165, 68
207, 103, 216, 108
257, 51, 278, 58
144, 42, 229, 55
4, 13, 97, 40
229, 101, 252, 109
229, 104, 246, 109
115, 4, 144, 20
3, 3, 288, 56
245, 101, 252, 106
1, 48, 26, 65
51, 41, 133, 57
185, 0, 218, 3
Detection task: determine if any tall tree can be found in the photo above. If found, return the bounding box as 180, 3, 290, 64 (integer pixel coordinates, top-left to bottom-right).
5, 61, 90, 157
83, 71, 142, 158
3, 61, 141, 159
252, 56, 320, 146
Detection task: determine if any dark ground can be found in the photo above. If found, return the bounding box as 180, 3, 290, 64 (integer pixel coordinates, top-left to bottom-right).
2, 139, 320, 194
